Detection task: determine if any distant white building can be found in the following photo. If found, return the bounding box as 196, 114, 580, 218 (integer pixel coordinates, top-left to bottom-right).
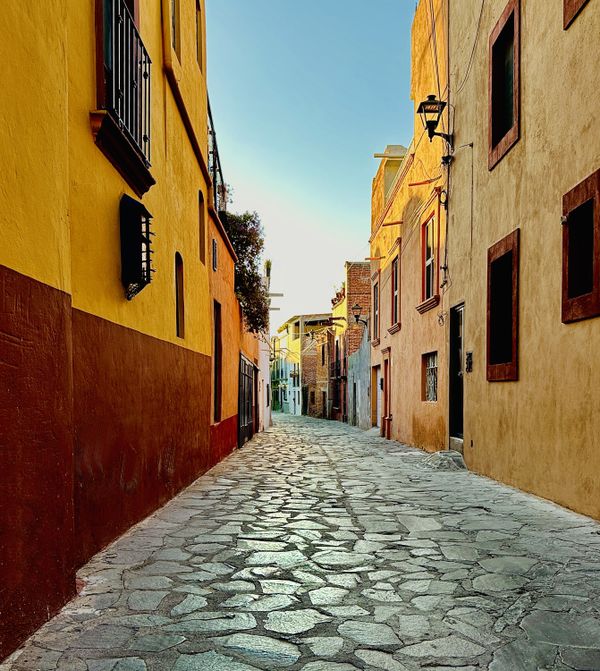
257, 262, 272, 431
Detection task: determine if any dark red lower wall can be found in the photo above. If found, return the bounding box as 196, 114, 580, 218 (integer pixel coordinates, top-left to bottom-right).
0, 266, 75, 660
72, 310, 212, 566
210, 414, 238, 463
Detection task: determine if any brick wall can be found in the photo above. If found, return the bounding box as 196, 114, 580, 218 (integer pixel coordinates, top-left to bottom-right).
345, 262, 371, 357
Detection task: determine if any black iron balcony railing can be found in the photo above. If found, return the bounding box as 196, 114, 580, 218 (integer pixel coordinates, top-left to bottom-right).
105, 0, 151, 164
208, 98, 227, 214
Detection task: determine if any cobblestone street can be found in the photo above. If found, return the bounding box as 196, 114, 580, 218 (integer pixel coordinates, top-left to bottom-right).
5, 415, 600, 671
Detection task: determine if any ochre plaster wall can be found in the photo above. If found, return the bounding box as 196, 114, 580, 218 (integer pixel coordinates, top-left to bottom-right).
448, 0, 600, 519
67, 0, 212, 354
208, 217, 241, 440
0, 1, 228, 657
0, 3, 76, 658
370, 0, 448, 451
0, 1, 71, 292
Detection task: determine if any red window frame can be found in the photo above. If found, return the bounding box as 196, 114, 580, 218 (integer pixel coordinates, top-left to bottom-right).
373, 280, 380, 341
391, 255, 400, 328
488, 0, 520, 170
486, 229, 519, 382
417, 212, 440, 314
562, 168, 600, 323
564, 0, 591, 28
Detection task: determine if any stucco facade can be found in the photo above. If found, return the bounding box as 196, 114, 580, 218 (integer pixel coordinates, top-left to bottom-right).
447, 0, 600, 519
370, 0, 449, 449
0, 0, 256, 658
329, 263, 370, 423
271, 314, 331, 416
348, 328, 372, 430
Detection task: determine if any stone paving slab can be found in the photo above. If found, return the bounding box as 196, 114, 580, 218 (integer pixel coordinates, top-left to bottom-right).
3, 414, 600, 670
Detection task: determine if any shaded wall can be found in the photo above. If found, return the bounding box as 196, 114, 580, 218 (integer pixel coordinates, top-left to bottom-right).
0, 267, 75, 659
448, 0, 600, 520
73, 311, 211, 565
348, 329, 372, 430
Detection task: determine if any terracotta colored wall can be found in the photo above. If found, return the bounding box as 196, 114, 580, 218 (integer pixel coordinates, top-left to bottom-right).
72, 310, 211, 566
369, 0, 448, 450
0, 267, 75, 659
448, 0, 600, 520
210, 415, 238, 463
345, 263, 371, 357
208, 215, 241, 451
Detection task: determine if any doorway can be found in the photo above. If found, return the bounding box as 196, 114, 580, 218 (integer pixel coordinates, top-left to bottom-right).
383, 355, 391, 439
238, 355, 255, 447
373, 366, 382, 428
449, 304, 465, 444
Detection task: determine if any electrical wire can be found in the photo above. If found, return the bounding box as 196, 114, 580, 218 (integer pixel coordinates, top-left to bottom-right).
455, 0, 485, 95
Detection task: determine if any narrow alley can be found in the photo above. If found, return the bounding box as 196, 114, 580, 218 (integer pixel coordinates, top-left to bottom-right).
5, 415, 600, 671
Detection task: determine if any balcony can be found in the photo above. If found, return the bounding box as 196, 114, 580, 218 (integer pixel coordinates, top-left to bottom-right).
330, 360, 341, 379
91, 0, 155, 196
208, 99, 227, 215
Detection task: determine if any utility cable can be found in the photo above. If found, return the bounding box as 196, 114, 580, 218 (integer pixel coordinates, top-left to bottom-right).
456, 0, 485, 95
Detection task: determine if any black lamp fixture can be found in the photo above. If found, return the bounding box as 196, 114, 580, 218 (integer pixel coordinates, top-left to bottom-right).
417, 95, 453, 149
352, 303, 368, 327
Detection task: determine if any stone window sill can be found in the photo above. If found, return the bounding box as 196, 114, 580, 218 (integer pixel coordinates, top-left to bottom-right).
416, 295, 440, 315
388, 323, 401, 335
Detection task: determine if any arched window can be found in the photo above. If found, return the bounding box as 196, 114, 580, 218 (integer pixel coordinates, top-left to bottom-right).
175, 252, 185, 338
199, 191, 206, 264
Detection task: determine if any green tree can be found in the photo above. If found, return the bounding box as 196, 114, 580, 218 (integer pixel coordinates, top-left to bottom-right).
224, 211, 270, 333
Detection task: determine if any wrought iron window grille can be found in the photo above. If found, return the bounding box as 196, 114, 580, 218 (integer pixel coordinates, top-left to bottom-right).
120, 194, 154, 300
104, 0, 152, 164
424, 352, 438, 402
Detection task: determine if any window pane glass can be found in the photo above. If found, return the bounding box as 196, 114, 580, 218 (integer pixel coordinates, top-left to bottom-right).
489, 250, 513, 364
567, 199, 594, 299
492, 14, 515, 146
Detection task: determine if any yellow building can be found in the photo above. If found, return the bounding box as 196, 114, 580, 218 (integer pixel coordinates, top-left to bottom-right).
0, 0, 250, 658
447, 0, 600, 519
271, 315, 331, 415
369, 0, 449, 449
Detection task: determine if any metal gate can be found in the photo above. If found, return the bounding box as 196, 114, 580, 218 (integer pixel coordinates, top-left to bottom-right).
238, 355, 255, 447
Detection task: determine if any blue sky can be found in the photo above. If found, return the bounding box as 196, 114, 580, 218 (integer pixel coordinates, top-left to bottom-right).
206, 1, 416, 326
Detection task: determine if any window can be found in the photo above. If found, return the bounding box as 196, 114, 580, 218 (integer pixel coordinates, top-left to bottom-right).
175, 252, 185, 338
310, 391, 315, 405
213, 301, 222, 422
171, 0, 181, 59
212, 238, 218, 271
562, 168, 600, 323
489, 0, 520, 169
199, 191, 206, 264
373, 282, 380, 340
321, 344, 326, 366
391, 256, 400, 325
196, 0, 203, 70
422, 352, 438, 402
423, 215, 436, 301
564, 0, 591, 28
92, 0, 153, 196
267, 384, 270, 407
120, 195, 153, 300
487, 229, 519, 381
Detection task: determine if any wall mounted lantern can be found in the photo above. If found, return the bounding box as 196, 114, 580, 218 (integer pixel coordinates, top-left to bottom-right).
417, 94, 453, 149
352, 303, 368, 327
